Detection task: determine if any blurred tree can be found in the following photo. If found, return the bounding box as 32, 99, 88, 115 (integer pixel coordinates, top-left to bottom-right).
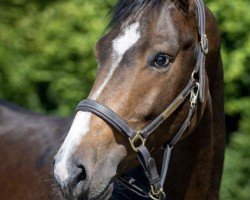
0, 0, 114, 115
0, 0, 249, 199
206, 1, 250, 199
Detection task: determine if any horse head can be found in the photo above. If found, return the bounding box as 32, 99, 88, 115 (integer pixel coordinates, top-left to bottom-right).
54, 0, 216, 199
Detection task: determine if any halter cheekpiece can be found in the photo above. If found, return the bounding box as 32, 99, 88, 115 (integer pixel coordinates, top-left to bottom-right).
76, 0, 208, 199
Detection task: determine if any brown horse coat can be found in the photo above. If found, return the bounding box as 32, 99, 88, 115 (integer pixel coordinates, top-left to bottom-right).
0, 100, 72, 200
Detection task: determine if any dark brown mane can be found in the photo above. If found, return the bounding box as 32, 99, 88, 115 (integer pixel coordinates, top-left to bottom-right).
108, 0, 164, 27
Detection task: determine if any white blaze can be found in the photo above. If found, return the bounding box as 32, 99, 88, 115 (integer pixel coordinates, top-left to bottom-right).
92, 22, 140, 99
54, 112, 91, 181
54, 22, 140, 181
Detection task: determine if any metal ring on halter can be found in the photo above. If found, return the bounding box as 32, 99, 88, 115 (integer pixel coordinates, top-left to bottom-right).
191, 71, 197, 80
129, 131, 146, 152
190, 82, 200, 107
201, 34, 209, 54
149, 186, 166, 200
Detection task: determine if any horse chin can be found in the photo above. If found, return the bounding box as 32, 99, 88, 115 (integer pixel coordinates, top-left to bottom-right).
89, 183, 114, 200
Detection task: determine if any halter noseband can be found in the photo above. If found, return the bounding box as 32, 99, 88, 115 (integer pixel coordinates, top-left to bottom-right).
76, 0, 208, 199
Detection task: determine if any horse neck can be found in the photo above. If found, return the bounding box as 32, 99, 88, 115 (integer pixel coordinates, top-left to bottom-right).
0, 100, 72, 141
0, 100, 32, 126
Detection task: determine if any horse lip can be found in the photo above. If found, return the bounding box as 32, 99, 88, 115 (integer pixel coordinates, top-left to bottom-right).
72, 181, 89, 199
55, 179, 88, 200
62, 179, 114, 200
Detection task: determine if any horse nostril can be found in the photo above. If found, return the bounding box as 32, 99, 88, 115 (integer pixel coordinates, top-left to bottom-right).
75, 165, 87, 184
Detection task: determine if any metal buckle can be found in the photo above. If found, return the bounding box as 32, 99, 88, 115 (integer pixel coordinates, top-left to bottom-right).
149, 186, 166, 200
190, 82, 200, 107
201, 34, 209, 54
129, 131, 146, 152
191, 70, 199, 81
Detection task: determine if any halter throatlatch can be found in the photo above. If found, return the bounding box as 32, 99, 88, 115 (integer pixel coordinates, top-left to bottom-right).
76, 0, 208, 199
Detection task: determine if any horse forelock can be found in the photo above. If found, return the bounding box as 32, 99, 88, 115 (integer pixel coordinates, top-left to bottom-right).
108, 0, 164, 28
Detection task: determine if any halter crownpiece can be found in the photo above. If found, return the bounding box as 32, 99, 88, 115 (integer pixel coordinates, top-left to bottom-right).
76, 0, 208, 199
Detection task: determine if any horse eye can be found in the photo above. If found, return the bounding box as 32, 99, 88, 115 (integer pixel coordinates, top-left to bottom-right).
151, 54, 172, 68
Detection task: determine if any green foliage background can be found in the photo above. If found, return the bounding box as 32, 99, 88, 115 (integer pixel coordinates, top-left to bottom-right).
0, 0, 249, 199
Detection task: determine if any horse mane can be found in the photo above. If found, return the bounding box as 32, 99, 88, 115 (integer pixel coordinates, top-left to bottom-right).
108, 0, 163, 27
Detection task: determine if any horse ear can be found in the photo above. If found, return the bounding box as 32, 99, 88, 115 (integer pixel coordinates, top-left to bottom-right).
173, 0, 194, 12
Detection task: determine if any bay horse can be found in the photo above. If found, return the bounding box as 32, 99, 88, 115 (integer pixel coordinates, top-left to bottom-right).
54, 0, 226, 199
0, 100, 72, 200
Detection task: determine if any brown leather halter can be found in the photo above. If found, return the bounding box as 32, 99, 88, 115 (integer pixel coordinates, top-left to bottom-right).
76, 0, 208, 199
